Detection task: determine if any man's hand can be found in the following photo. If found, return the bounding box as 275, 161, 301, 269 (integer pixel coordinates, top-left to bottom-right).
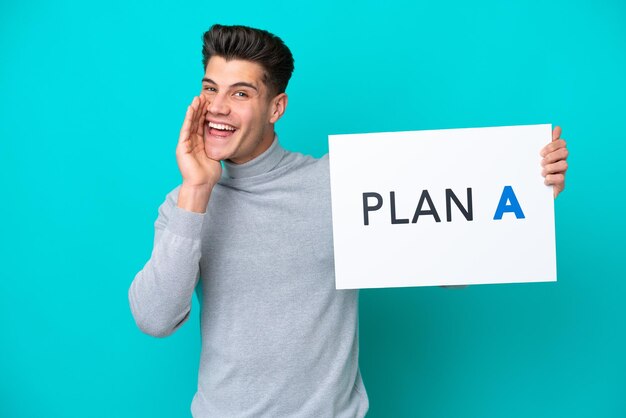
175, 95, 221, 213
540, 126, 569, 199
177, 95, 222, 186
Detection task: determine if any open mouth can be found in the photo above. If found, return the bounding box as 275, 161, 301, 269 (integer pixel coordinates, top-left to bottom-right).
206, 121, 237, 138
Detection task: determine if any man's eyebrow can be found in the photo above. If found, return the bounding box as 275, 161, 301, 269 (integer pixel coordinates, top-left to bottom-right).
201, 78, 259, 92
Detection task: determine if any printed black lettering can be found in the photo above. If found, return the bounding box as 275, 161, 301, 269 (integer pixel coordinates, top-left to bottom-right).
445, 188, 473, 222
363, 192, 383, 225
411, 190, 441, 223
390, 191, 409, 224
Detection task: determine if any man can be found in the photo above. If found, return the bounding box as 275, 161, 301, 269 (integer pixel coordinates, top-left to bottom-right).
128, 24, 569, 417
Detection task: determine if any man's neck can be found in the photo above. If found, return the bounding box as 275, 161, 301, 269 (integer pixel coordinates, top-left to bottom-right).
222, 134, 285, 179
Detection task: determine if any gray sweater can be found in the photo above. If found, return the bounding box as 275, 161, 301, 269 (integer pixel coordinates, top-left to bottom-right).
128, 137, 369, 417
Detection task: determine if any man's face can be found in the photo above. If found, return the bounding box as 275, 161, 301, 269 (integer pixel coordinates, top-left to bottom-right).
201, 56, 285, 164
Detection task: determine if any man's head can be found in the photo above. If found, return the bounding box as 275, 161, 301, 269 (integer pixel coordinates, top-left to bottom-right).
199, 24, 294, 164
202, 24, 294, 97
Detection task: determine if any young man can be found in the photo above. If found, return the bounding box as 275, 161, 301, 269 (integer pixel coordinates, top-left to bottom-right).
128, 24, 569, 417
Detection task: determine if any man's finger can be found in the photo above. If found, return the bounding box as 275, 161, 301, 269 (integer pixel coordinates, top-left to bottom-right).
195, 96, 207, 137
552, 125, 562, 141
540, 138, 566, 157
544, 173, 565, 186
189, 96, 199, 140
179, 105, 193, 145
541, 147, 569, 165
541, 160, 568, 176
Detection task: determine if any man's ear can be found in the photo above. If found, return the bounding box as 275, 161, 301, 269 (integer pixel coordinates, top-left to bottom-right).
269, 93, 288, 124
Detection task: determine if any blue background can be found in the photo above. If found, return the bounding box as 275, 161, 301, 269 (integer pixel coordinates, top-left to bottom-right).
2, 0, 625, 416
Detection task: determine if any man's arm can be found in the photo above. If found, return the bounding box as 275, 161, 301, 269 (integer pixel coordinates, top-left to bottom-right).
128, 186, 205, 337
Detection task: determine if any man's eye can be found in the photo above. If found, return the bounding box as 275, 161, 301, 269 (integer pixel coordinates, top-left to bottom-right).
234, 91, 248, 98
203, 86, 217, 92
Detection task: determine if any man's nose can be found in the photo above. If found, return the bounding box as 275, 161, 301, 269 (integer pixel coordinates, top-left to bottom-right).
207, 93, 230, 116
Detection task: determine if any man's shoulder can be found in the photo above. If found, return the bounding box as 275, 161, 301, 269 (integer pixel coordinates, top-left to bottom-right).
277, 150, 331, 194
281, 149, 329, 174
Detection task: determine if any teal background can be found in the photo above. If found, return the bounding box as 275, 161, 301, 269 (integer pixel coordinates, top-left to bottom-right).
1, 0, 624, 416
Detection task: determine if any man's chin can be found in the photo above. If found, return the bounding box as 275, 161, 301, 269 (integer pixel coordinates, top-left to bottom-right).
203, 144, 230, 161
204, 136, 235, 161
204, 149, 231, 162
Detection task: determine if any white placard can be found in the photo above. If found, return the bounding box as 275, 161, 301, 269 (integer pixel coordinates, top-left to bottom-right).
328, 124, 557, 289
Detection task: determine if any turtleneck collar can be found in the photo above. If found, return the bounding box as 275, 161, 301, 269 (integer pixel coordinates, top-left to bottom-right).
222, 135, 286, 179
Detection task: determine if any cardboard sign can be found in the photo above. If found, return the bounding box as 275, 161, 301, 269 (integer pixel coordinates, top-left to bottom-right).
328, 124, 557, 289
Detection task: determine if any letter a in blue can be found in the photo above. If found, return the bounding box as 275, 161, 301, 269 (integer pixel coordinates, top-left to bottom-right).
493, 186, 525, 220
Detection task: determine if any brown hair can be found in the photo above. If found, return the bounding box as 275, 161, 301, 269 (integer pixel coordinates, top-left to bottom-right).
202, 24, 295, 96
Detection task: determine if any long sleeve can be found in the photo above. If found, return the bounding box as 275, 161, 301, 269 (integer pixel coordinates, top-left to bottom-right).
128, 185, 205, 338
